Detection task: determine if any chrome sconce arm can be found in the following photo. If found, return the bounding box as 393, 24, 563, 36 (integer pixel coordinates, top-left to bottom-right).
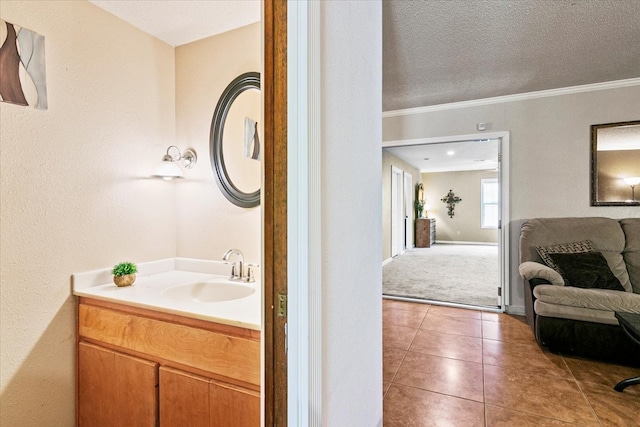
152, 145, 197, 180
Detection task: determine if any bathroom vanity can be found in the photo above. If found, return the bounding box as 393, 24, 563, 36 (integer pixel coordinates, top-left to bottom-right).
72, 258, 261, 426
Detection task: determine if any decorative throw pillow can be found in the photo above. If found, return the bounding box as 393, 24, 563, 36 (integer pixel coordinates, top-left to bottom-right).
536, 240, 595, 273
546, 252, 625, 291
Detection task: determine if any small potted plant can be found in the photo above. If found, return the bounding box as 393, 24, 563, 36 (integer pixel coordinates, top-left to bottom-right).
112, 261, 137, 287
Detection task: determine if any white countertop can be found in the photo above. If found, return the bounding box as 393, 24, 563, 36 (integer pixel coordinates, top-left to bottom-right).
72, 258, 261, 331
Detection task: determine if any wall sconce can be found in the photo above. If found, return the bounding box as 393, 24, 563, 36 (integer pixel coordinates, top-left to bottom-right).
624, 176, 640, 201
152, 145, 197, 180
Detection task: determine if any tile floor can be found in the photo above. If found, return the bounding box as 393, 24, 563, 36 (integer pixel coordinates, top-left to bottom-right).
383, 299, 640, 426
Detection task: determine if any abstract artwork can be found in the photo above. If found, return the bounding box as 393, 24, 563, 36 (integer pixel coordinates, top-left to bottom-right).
244, 117, 261, 160
0, 20, 47, 110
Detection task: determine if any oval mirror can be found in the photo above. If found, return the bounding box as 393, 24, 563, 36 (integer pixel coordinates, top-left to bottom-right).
210, 72, 261, 208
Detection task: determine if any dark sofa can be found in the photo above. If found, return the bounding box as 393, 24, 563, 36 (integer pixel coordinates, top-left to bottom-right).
519, 217, 640, 365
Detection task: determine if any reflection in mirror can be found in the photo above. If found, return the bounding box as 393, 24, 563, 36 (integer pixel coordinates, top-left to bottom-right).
591, 120, 640, 206
210, 72, 261, 208
222, 88, 261, 194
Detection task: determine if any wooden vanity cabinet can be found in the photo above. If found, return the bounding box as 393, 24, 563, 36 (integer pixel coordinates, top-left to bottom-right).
78, 342, 158, 427
77, 298, 260, 427
159, 367, 260, 427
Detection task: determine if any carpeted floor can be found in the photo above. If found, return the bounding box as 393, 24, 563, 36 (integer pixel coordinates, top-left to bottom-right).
383, 244, 500, 307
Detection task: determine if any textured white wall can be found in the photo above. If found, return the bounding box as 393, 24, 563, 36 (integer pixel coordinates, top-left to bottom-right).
0, 1, 176, 425
175, 23, 261, 265
321, 1, 383, 425
383, 84, 640, 309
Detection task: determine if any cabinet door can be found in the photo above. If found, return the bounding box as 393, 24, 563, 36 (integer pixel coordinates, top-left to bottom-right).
78, 342, 158, 427
159, 367, 210, 427
210, 381, 260, 427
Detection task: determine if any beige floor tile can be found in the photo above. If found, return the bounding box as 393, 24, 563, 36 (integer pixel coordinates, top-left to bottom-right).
483, 339, 572, 379
383, 299, 431, 313
384, 384, 484, 427
420, 312, 483, 338
564, 356, 640, 391
485, 405, 583, 426
383, 324, 418, 351
384, 381, 391, 396
410, 329, 483, 363
482, 317, 536, 343
481, 312, 502, 322
383, 347, 406, 383
483, 364, 600, 426
394, 351, 484, 402
384, 306, 428, 328
381, 298, 640, 427
579, 380, 640, 426
428, 305, 482, 319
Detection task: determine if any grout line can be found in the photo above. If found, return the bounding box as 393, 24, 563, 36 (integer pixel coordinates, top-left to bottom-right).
564, 356, 604, 427
390, 382, 486, 405
387, 349, 409, 386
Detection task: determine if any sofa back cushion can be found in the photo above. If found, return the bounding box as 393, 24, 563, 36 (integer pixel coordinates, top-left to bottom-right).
620, 218, 640, 294
520, 217, 632, 292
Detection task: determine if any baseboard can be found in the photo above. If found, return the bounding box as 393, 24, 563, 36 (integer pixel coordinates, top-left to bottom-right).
435, 240, 498, 246
382, 257, 393, 266
505, 305, 525, 315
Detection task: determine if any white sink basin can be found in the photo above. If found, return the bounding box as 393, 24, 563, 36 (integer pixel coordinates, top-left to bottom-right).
163, 280, 255, 303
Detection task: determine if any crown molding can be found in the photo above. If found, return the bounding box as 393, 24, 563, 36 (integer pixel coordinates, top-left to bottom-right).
382, 78, 640, 118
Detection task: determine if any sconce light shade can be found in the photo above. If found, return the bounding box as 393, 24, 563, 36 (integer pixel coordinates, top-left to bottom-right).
152, 146, 197, 180
153, 157, 183, 180
624, 177, 640, 187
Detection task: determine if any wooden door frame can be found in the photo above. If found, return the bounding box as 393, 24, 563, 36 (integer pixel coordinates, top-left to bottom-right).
263, 0, 287, 425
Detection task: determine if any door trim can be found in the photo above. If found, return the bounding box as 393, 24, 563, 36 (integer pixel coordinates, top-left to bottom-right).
391, 166, 404, 257
286, 0, 323, 425
404, 172, 413, 250
263, 0, 288, 425
382, 131, 510, 311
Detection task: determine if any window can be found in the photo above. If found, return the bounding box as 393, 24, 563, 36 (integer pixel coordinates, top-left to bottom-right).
481, 178, 499, 229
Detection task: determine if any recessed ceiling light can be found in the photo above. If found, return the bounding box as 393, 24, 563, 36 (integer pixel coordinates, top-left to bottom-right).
447, 151, 455, 156
423, 157, 430, 160
473, 159, 486, 162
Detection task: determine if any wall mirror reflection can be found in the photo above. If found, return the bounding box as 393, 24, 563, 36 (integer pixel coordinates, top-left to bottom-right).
591, 120, 640, 206
210, 72, 261, 208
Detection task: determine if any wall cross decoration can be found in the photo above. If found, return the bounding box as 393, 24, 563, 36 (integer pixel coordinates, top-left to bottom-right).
441, 189, 462, 218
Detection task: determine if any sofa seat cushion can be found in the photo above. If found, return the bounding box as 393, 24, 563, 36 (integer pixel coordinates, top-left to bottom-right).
533, 284, 640, 314
534, 301, 619, 325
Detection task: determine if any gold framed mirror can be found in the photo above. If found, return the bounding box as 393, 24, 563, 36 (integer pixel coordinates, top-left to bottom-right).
591, 120, 640, 206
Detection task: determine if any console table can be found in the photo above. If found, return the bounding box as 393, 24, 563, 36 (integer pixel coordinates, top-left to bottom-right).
614, 312, 640, 392
416, 218, 435, 248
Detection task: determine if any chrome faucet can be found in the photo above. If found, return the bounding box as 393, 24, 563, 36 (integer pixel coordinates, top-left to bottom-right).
222, 249, 256, 282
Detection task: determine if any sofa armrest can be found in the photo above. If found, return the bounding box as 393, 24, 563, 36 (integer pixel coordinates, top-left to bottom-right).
519, 261, 565, 286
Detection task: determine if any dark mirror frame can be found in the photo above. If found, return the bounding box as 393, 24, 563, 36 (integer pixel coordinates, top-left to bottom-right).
590, 120, 640, 206
210, 72, 261, 208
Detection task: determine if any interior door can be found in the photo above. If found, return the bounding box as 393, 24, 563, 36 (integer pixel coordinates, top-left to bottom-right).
404, 172, 413, 249
391, 166, 403, 257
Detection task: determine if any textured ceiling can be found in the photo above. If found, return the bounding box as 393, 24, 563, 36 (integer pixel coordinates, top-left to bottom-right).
383, 0, 640, 112
89, 0, 260, 46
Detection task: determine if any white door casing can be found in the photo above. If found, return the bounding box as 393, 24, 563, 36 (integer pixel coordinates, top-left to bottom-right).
391, 166, 403, 257
382, 132, 510, 311
404, 172, 413, 249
